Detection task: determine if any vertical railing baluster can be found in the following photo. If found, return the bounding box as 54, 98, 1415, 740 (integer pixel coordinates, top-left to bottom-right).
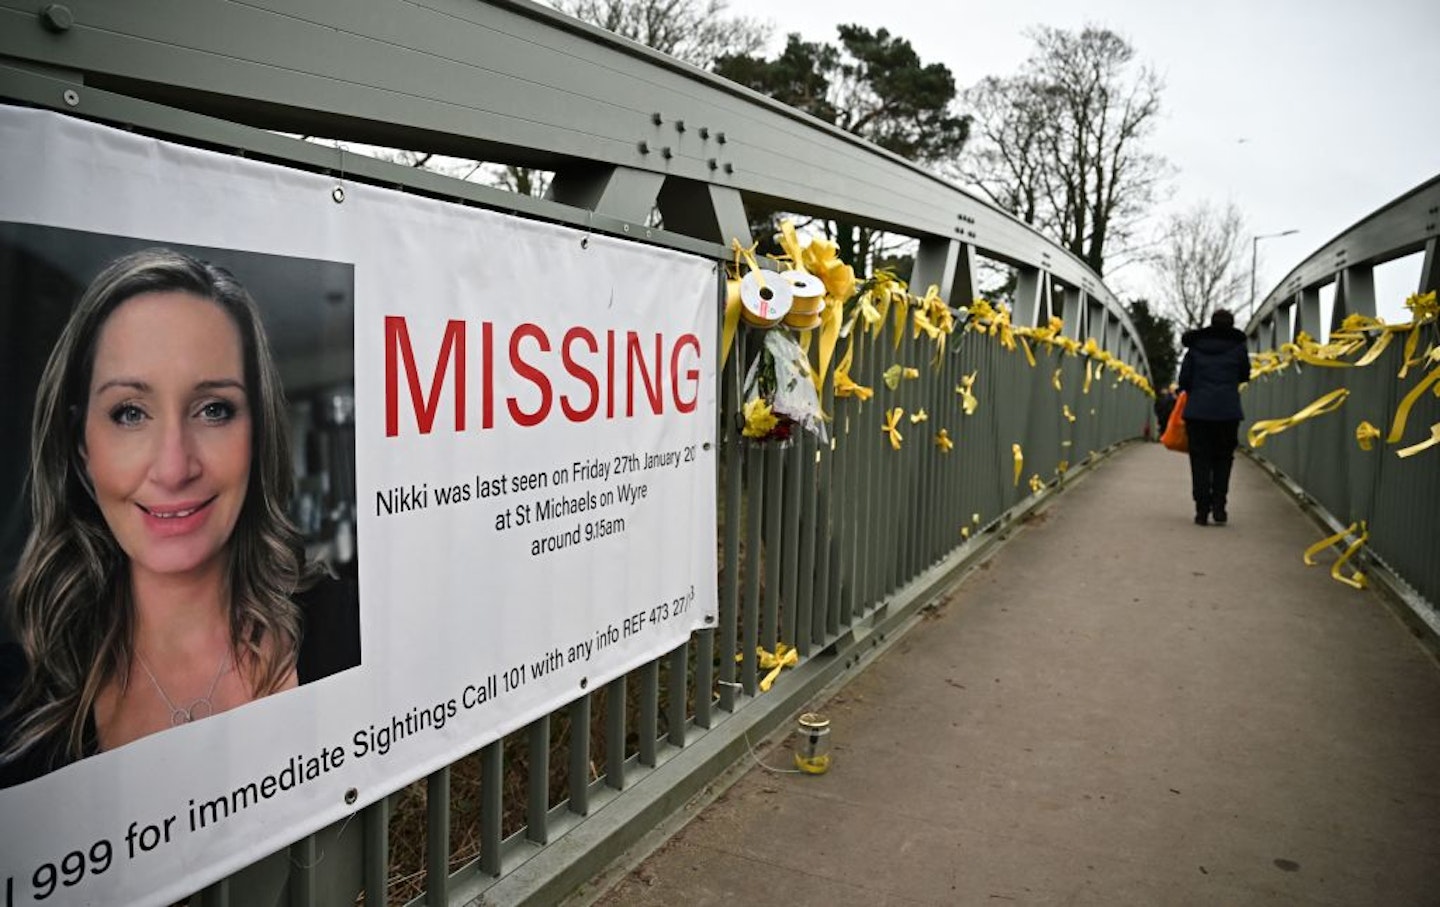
639, 659, 659, 766
425, 768, 450, 903
782, 432, 803, 650
527, 716, 550, 845
719, 333, 742, 712
363, 795, 389, 906
287, 836, 316, 907
667, 643, 688, 746
480, 740, 503, 877
605, 675, 627, 789
742, 450, 763, 695
762, 445, 783, 653
694, 629, 715, 728
568, 695, 591, 816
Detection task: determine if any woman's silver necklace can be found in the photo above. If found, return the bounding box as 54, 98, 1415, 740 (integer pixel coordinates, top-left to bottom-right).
136, 649, 231, 726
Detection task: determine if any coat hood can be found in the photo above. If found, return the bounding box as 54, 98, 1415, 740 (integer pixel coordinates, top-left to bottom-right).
1181, 324, 1247, 352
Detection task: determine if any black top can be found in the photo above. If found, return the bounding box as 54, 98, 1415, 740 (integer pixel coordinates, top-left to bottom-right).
0, 575, 359, 790
1178, 325, 1250, 422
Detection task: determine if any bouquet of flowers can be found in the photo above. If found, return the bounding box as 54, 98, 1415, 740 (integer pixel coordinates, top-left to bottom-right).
739, 330, 828, 445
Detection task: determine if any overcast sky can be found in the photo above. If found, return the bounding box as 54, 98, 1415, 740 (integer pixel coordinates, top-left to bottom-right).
723, 0, 1439, 325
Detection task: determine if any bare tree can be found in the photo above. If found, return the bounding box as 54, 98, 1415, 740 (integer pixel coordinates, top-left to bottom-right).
1153, 201, 1248, 329
550, 0, 768, 68
957, 26, 1168, 277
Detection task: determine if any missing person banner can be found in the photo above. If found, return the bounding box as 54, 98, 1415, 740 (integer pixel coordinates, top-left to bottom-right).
0, 105, 718, 905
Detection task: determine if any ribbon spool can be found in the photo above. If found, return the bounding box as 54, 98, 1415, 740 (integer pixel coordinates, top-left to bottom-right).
737, 269, 794, 328
780, 269, 826, 330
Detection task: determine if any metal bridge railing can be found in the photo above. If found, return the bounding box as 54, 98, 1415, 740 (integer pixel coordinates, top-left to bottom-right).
1243, 175, 1440, 632
0, 2, 1154, 904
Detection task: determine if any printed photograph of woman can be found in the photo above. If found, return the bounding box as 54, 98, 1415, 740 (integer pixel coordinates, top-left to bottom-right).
0, 247, 359, 788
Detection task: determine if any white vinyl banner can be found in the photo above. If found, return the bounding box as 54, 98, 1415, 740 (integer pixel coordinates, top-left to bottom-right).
0, 106, 717, 905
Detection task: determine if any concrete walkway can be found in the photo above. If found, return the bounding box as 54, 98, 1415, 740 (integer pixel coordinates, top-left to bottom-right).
591, 443, 1440, 906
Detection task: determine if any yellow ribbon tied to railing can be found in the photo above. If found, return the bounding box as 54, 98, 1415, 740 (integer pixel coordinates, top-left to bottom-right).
1397, 423, 1440, 459
882, 408, 905, 449
1052, 367, 1063, 391
882, 364, 918, 390
1028, 474, 1045, 494
1063, 404, 1076, 423
1083, 360, 1094, 394
734, 643, 799, 693
1012, 443, 1024, 486
1247, 388, 1350, 448
720, 238, 765, 369
956, 371, 979, 415
935, 428, 954, 453
1354, 421, 1380, 451
910, 408, 929, 424
1385, 364, 1440, 444
1303, 521, 1369, 590
832, 335, 873, 401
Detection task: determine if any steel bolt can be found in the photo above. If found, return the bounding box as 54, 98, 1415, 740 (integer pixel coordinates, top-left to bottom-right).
41, 4, 73, 32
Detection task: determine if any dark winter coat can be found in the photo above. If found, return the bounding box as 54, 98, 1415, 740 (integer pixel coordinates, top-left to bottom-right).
1178, 325, 1250, 421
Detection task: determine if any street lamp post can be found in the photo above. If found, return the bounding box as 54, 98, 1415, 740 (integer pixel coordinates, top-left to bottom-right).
1249, 229, 1300, 321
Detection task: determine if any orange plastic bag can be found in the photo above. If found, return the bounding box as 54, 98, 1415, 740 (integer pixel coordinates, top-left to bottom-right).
1161, 390, 1188, 452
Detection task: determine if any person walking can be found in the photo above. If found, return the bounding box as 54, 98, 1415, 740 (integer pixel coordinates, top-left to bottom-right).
1177, 309, 1250, 526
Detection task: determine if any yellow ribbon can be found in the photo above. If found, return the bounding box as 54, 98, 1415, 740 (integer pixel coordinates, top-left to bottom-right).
721, 239, 767, 368
960, 526, 971, 539
1051, 367, 1063, 391
1083, 360, 1093, 395
794, 227, 855, 393
1063, 405, 1076, 423
1385, 364, 1440, 443
1018, 336, 1037, 368
1303, 521, 1369, 590
832, 335, 873, 401
1355, 421, 1380, 451
935, 428, 954, 452
883, 408, 904, 449
1247, 388, 1350, 448
735, 643, 799, 693
910, 408, 929, 424
1028, 474, 1045, 493
1397, 422, 1440, 458
956, 371, 979, 415
1012, 443, 1024, 486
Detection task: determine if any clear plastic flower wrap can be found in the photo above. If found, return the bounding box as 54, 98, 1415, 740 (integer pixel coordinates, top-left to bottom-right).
740, 330, 828, 445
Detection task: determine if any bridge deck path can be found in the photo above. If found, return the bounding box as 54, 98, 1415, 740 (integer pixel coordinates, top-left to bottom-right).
589, 442, 1440, 906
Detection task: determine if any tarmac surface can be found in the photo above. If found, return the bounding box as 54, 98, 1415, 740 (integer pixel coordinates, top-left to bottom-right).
588, 443, 1440, 906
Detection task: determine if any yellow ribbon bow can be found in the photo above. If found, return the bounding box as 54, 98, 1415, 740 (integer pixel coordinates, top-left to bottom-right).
1063, 405, 1076, 423
735, 643, 799, 693
1012, 443, 1024, 486
910, 408, 929, 424
883, 408, 905, 449
1028, 474, 1045, 493
956, 371, 979, 415
935, 428, 954, 453
1303, 521, 1369, 590
883, 364, 919, 390
1248, 388, 1350, 448
1355, 421, 1381, 451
